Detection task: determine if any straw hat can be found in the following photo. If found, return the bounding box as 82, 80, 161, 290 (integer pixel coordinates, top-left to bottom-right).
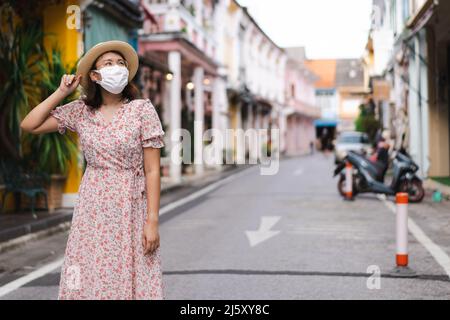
76, 40, 139, 89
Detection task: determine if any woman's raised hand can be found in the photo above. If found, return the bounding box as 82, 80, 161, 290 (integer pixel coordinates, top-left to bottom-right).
59, 74, 82, 96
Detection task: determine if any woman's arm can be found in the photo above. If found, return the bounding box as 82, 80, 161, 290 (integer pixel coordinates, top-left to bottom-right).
142, 147, 162, 255
20, 74, 81, 135
143, 147, 162, 223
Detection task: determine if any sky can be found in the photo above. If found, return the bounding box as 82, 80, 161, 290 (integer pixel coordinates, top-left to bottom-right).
236, 0, 373, 59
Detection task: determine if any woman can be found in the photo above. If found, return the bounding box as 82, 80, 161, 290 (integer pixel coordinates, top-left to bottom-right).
369, 137, 390, 182
20, 41, 165, 300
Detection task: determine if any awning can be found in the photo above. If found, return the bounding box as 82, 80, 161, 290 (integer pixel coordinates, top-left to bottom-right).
314, 119, 339, 127
139, 32, 220, 76
227, 87, 255, 105
407, 0, 436, 35
255, 98, 273, 115
139, 55, 172, 74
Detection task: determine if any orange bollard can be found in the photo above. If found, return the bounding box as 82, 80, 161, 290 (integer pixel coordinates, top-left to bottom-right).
396, 192, 409, 267
345, 161, 354, 200
391, 192, 416, 277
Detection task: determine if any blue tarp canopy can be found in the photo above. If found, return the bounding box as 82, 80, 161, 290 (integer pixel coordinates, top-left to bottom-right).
314, 119, 339, 127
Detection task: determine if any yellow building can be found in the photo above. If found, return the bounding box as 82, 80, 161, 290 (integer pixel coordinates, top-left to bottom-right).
1, 0, 83, 211
2, 0, 145, 211
44, 0, 84, 207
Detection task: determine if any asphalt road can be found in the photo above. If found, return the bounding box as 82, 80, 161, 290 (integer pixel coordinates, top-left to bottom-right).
1, 153, 450, 300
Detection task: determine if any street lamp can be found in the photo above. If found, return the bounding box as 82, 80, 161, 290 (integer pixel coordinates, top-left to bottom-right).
186, 81, 195, 90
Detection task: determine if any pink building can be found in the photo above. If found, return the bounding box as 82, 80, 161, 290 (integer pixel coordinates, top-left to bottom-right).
282, 47, 321, 156
139, 0, 229, 183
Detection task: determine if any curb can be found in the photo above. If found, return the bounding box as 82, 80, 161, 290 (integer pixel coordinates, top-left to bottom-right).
160, 164, 241, 195
0, 221, 72, 254
0, 211, 73, 245
424, 179, 450, 197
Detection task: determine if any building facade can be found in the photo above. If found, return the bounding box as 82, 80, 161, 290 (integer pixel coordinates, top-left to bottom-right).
283, 47, 320, 156
141, 0, 230, 182
38, 0, 144, 208
366, 0, 449, 178
306, 58, 366, 149
224, 1, 287, 162
1, 0, 157, 210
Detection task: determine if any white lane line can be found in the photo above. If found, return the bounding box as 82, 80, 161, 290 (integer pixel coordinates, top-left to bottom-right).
378, 194, 450, 279
159, 167, 251, 216
0, 257, 64, 298
0, 166, 253, 297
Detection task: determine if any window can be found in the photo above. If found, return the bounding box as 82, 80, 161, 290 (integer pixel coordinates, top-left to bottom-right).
338, 134, 369, 144
402, 0, 410, 23
390, 0, 397, 34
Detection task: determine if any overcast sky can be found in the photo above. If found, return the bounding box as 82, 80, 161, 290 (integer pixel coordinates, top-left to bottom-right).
236, 0, 373, 59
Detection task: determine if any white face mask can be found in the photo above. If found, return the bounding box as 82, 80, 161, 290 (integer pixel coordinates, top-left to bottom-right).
94, 65, 129, 94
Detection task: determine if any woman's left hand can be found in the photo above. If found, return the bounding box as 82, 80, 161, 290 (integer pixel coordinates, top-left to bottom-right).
142, 220, 160, 255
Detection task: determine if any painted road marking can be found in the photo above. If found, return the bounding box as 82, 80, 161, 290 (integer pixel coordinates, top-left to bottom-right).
246, 216, 281, 247
0, 257, 64, 298
159, 167, 252, 216
0, 166, 254, 298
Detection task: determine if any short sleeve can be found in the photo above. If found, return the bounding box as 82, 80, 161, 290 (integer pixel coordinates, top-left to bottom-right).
140, 99, 165, 148
49, 99, 83, 134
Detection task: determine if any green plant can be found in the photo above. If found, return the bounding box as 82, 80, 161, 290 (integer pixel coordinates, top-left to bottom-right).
0, 13, 43, 161
432, 177, 450, 187
22, 48, 79, 175
188, 4, 196, 16
354, 103, 380, 142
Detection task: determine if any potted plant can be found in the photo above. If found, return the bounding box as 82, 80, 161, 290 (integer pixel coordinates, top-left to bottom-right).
22, 48, 79, 212
0, 12, 44, 212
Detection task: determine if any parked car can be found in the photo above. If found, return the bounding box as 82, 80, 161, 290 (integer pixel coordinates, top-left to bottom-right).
334, 131, 372, 164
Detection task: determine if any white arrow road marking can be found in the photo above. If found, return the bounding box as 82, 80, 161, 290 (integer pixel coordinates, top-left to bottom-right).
246, 216, 281, 247
294, 168, 304, 176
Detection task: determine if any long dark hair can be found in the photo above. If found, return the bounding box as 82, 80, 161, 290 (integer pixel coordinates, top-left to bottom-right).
82, 50, 140, 109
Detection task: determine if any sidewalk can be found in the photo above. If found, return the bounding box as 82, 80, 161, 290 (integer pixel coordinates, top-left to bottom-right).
424, 178, 450, 198
0, 163, 244, 253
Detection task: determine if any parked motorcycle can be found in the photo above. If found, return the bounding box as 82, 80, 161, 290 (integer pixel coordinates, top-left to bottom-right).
333, 150, 425, 203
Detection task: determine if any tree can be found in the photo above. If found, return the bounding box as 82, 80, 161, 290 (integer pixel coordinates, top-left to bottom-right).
354, 102, 380, 142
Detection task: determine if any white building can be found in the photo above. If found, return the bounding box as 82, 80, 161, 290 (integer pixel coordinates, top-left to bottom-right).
140, 0, 230, 182
366, 0, 436, 178
222, 1, 287, 161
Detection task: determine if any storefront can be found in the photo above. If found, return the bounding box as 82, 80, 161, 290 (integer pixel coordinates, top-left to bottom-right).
83, 0, 142, 50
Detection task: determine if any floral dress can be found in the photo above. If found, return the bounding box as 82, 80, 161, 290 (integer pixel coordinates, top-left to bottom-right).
50, 98, 165, 300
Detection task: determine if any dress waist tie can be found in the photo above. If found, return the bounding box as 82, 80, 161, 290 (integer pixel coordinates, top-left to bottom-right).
131, 165, 146, 200
85, 165, 146, 200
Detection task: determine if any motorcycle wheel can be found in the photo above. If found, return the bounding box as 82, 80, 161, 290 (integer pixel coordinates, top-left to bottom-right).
337, 175, 358, 198
399, 179, 425, 203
